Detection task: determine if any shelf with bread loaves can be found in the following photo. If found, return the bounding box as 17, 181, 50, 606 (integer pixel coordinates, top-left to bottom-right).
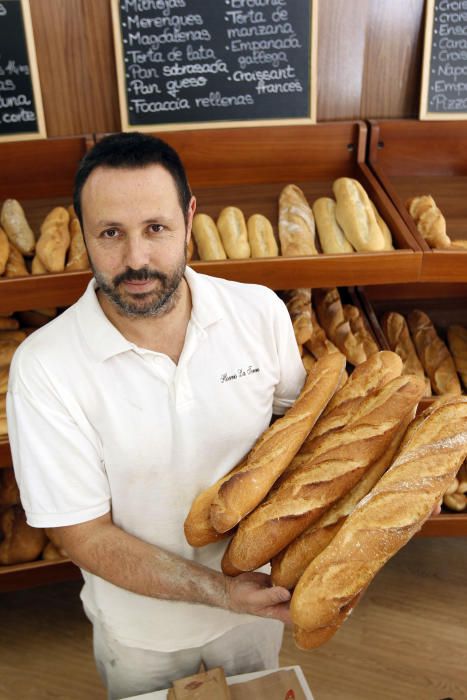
356, 281, 467, 536
368, 119, 467, 282
0, 122, 452, 591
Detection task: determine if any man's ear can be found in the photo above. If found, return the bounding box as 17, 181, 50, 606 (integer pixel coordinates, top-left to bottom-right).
186, 196, 197, 244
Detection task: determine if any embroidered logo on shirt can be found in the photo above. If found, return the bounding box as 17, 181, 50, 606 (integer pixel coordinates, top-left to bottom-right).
220, 365, 260, 383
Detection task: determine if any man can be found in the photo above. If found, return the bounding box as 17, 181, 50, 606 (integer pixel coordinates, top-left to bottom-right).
7, 132, 306, 699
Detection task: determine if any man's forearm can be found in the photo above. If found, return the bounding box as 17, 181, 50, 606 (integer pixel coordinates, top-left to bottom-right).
53, 515, 292, 624
59, 519, 228, 609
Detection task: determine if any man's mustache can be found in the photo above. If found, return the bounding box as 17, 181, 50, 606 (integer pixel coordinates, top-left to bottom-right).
113, 267, 167, 286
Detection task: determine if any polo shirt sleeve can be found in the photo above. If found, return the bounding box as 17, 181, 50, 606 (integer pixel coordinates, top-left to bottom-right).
271, 294, 307, 415
7, 353, 111, 529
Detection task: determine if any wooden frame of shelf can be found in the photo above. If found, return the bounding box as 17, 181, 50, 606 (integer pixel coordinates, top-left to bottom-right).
0, 123, 463, 591
368, 119, 467, 282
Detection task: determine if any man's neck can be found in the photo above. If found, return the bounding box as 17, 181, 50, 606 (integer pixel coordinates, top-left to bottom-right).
97, 277, 192, 363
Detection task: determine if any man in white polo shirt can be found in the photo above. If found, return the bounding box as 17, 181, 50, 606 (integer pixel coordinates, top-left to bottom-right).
7, 132, 306, 699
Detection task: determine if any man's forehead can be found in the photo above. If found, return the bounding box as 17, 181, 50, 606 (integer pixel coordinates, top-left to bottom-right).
85, 163, 176, 188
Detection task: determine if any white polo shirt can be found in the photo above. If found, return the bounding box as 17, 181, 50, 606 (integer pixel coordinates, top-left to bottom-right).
7, 267, 305, 651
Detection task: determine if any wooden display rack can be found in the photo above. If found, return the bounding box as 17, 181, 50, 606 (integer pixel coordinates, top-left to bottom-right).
368, 119, 467, 282
357, 282, 467, 537
0, 124, 461, 590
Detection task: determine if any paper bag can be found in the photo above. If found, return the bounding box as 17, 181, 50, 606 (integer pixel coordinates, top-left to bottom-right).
230, 669, 308, 700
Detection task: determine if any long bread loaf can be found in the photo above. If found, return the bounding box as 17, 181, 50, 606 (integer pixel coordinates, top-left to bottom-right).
408, 310, 461, 395
271, 411, 414, 589
184, 459, 247, 547
209, 353, 346, 534
314, 288, 367, 366
222, 374, 425, 573
291, 397, 467, 649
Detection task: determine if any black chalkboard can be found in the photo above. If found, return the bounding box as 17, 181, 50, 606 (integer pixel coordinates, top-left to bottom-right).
0, 0, 46, 140
420, 0, 467, 119
112, 0, 316, 130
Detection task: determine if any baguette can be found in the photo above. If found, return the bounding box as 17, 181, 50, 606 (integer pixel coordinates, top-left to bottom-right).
191, 214, 227, 261
382, 311, 431, 396
312, 197, 353, 254
370, 201, 394, 250
278, 185, 318, 256
31, 254, 48, 275
406, 195, 451, 249
247, 214, 278, 258
4, 243, 29, 278
314, 288, 367, 366
271, 411, 414, 589
0, 199, 35, 256
447, 324, 467, 390
184, 459, 247, 547
291, 397, 467, 648
36, 207, 70, 273
284, 288, 312, 346
222, 374, 425, 573
408, 310, 461, 395
66, 216, 90, 271
343, 304, 379, 358
304, 308, 341, 360
217, 206, 251, 259
210, 353, 346, 534
0, 227, 9, 275
333, 178, 386, 252
450, 239, 467, 250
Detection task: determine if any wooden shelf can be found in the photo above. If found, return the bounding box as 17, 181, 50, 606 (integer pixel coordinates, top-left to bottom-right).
418, 512, 467, 538
368, 120, 467, 282
0, 559, 81, 592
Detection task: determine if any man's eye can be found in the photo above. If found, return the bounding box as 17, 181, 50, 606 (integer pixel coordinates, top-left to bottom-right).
150, 224, 163, 233
103, 229, 119, 239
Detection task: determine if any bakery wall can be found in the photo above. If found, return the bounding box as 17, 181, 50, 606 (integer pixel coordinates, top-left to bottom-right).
28, 0, 426, 137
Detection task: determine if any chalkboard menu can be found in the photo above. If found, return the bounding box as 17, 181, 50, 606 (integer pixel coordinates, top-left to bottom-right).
0, 0, 46, 141
111, 0, 317, 131
420, 0, 467, 119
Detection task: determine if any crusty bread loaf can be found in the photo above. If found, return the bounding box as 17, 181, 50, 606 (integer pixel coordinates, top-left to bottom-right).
66, 216, 90, 271
304, 308, 341, 360
312, 197, 353, 254
191, 214, 227, 261
0, 199, 35, 256
314, 288, 367, 366
284, 288, 312, 346
406, 195, 451, 249
222, 374, 425, 573
217, 207, 251, 259
450, 239, 467, 250
0, 227, 9, 275
343, 304, 379, 359
447, 324, 467, 390
302, 350, 316, 373
0, 506, 47, 565
271, 411, 414, 589
370, 201, 394, 250
247, 214, 278, 258
184, 459, 247, 547
408, 310, 461, 395
31, 254, 48, 275
0, 317, 19, 330
0, 468, 20, 508
382, 311, 431, 396
36, 207, 70, 273
278, 185, 318, 257
291, 397, 467, 648
333, 178, 386, 252
210, 353, 346, 534
4, 243, 29, 278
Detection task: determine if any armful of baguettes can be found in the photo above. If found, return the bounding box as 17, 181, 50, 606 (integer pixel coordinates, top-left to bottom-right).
291, 397, 467, 649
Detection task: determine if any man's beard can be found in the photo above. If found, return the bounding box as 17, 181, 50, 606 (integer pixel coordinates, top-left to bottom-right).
91, 247, 187, 319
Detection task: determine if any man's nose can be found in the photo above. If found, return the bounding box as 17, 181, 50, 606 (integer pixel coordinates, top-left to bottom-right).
124, 234, 152, 269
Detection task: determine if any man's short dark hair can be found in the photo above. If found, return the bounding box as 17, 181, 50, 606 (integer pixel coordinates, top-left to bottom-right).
73, 132, 192, 228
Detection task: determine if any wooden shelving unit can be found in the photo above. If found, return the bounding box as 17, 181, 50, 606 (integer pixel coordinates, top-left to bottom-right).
1, 122, 465, 590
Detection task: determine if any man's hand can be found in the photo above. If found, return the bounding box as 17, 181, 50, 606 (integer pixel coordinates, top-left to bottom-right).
225, 571, 292, 624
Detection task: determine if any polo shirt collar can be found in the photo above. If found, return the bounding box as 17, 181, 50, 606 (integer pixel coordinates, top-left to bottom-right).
75, 267, 223, 362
